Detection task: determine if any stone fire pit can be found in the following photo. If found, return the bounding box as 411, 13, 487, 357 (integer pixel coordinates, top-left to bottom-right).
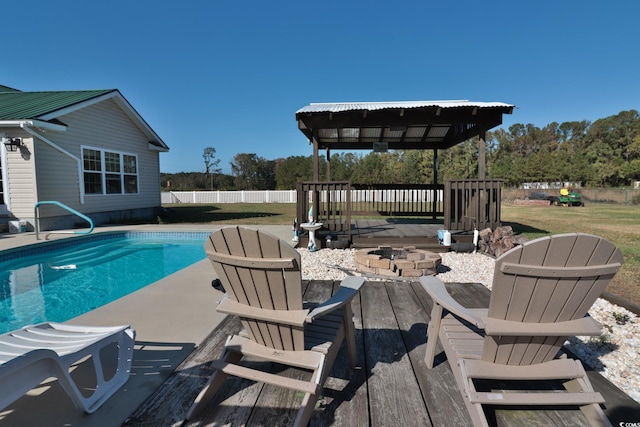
354, 246, 441, 277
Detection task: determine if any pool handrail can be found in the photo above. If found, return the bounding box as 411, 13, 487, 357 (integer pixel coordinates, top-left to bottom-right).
34, 201, 95, 240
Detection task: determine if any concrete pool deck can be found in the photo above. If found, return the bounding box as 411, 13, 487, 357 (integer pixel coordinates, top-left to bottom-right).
0, 224, 294, 426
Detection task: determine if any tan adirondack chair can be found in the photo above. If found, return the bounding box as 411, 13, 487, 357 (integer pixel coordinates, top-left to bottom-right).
421, 233, 623, 427
186, 226, 365, 426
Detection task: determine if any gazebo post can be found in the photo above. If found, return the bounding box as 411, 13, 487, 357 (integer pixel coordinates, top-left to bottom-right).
433, 148, 438, 220
326, 148, 331, 181
478, 131, 486, 179
312, 135, 319, 181
310, 136, 320, 222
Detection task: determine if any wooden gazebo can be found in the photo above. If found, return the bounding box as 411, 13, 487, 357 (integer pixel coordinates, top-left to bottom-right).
295, 100, 514, 243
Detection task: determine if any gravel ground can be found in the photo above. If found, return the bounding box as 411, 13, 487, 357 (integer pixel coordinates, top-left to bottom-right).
299, 248, 639, 403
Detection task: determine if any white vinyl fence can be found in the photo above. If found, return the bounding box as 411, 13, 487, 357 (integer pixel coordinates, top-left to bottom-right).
162, 190, 297, 204
162, 189, 444, 204
348, 188, 442, 203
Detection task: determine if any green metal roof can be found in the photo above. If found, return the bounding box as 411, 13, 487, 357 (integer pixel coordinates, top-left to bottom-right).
0, 86, 168, 150
0, 89, 116, 120
0, 85, 20, 93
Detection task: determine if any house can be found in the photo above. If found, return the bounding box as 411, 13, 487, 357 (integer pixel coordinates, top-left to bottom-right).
0, 85, 168, 231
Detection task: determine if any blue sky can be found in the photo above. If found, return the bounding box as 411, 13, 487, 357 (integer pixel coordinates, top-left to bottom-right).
3, 1, 639, 173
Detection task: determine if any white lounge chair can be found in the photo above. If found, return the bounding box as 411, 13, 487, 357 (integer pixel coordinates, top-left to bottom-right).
0, 322, 135, 413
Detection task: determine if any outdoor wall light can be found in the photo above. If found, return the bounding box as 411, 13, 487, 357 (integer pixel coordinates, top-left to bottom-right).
4, 137, 22, 152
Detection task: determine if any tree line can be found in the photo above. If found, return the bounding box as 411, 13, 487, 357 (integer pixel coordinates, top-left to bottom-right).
161, 109, 640, 191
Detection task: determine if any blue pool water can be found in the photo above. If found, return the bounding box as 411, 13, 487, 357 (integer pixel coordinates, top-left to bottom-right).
0, 232, 209, 334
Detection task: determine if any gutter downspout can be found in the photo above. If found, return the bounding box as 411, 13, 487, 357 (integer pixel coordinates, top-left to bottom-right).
20, 125, 85, 204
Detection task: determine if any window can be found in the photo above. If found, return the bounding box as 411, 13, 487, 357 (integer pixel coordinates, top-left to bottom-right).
123, 154, 138, 194
83, 148, 138, 195
104, 151, 121, 194
83, 149, 103, 194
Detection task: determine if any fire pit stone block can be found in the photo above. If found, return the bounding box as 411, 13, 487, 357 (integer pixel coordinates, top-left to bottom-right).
354, 246, 442, 278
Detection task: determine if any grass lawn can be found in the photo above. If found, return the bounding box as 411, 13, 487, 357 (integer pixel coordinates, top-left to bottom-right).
159, 203, 297, 225
159, 202, 639, 306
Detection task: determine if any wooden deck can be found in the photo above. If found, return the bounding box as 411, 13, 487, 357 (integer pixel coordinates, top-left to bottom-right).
125, 280, 640, 427
350, 219, 441, 248
302, 219, 475, 251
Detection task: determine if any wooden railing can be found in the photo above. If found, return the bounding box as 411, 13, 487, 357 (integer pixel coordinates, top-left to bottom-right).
297, 182, 448, 242
350, 184, 443, 218
444, 179, 503, 231
296, 180, 503, 240
296, 181, 352, 240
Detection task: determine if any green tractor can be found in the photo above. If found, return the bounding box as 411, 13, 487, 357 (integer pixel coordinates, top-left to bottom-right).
547, 188, 584, 207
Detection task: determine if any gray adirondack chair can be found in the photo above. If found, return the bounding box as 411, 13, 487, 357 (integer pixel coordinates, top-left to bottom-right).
186, 226, 365, 426
421, 233, 623, 427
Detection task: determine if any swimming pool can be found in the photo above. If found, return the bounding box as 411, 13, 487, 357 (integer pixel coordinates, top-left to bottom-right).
0, 231, 209, 334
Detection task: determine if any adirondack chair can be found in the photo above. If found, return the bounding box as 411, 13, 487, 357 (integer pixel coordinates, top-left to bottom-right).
186, 226, 365, 426
421, 233, 623, 427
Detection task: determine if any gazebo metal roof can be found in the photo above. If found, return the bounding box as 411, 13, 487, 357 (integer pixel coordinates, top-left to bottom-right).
296, 100, 515, 150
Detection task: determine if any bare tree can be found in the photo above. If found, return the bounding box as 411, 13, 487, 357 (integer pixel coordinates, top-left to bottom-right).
203, 147, 221, 190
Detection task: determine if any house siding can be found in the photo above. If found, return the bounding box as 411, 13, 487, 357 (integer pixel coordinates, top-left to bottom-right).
19, 99, 162, 228
33, 135, 81, 209
5, 135, 37, 221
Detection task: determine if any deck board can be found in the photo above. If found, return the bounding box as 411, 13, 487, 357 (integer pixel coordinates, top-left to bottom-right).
361, 281, 432, 426
125, 280, 640, 427
388, 281, 473, 427
310, 281, 369, 427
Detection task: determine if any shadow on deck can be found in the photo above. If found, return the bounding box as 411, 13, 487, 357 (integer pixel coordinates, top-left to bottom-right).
125, 280, 640, 427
